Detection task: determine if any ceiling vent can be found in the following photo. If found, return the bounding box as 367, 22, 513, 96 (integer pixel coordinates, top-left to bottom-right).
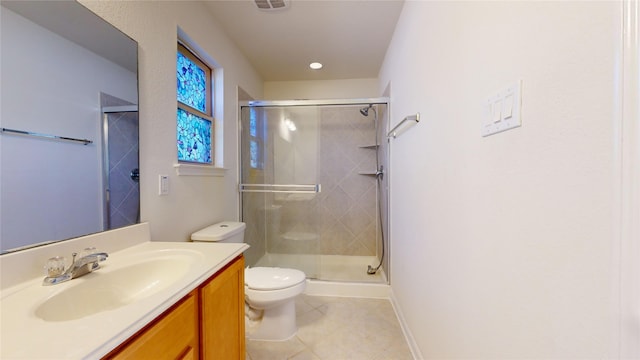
254, 0, 289, 11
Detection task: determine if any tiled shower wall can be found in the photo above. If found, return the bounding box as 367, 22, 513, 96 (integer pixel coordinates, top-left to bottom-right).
314, 106, 380, 256
107, 111, 139, 228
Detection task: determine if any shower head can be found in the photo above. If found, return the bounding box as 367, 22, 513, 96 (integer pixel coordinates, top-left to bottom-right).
360, 104, 373, 117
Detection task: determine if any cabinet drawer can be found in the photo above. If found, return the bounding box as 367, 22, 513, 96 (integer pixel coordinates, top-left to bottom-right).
105, 291, 199, 360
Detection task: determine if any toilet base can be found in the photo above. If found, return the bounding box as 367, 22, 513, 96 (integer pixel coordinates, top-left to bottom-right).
246, 299, 297, 341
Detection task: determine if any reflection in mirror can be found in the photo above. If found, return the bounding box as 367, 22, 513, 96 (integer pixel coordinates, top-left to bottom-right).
0, 1, 139, 253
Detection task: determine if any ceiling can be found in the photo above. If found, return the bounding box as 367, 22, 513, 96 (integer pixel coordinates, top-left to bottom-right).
203, 0, 405, 82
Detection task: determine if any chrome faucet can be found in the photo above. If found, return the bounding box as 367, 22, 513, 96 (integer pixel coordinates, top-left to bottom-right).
43, 248, 108, 286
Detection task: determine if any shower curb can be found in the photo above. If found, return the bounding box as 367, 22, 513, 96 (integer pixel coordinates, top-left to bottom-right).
303, 279, 390, 299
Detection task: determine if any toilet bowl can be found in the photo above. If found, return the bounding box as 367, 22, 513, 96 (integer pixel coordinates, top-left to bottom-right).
244, 267, 306, 341
191, 221, 307, 341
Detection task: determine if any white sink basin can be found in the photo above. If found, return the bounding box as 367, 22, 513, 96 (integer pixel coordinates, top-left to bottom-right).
35, 251, 197, 322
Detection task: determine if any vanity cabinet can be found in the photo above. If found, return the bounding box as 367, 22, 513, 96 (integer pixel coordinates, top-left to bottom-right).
104, 255, 245, 360
200, 254, 245, 359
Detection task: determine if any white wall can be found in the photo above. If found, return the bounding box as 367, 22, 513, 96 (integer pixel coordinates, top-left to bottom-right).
379, 1, 630, 358
264, 78, 378, 100
618, 0, 640, 353
80, 1, 263, 242
0, 7, 137, 251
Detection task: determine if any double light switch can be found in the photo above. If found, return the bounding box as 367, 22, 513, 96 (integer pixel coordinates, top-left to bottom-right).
482, 80, 522, 137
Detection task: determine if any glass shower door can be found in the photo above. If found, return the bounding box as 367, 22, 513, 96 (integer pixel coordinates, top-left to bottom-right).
240, 105, 321, 278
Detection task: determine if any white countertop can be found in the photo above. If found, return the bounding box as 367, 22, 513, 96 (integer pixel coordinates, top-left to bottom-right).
0, 241, 248, 359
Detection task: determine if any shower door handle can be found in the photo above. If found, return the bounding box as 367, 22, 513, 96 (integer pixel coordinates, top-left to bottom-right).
239, 183, 321, 194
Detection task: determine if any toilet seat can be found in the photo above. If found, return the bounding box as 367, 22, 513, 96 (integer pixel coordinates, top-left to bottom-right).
245, 267, 306, 290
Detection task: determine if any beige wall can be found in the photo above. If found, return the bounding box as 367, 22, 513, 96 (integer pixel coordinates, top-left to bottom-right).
264, 78, 378, 100
379, 1, 626, 358
81, 1, 263, 242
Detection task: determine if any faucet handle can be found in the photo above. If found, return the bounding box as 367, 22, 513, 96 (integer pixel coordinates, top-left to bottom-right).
79, 247, 98, 258
44, 256, 67, 277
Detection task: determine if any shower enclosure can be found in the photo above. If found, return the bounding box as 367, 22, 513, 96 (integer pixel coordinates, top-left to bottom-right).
101, 100, 139, 231
239, 99, 389, 284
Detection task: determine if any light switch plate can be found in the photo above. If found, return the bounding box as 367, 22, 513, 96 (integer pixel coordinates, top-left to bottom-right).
159, 175, 169, 195
482, 80, 522, 137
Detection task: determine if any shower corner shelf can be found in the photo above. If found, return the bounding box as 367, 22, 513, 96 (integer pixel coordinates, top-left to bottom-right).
359, 144, 379, 149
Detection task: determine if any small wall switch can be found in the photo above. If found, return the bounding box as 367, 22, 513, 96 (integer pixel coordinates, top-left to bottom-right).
502, 94, 514, 119
482, 80, 522, 137
492, 100, 503, 123
159, 175, 169, 195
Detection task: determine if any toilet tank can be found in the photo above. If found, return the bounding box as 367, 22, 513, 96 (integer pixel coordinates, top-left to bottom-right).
191, 221, 246, 243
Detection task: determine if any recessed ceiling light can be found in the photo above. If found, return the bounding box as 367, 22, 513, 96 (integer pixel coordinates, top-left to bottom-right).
309, 62, 323, 70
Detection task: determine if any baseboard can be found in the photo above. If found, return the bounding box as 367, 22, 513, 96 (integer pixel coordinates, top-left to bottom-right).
390, 290, 422, 360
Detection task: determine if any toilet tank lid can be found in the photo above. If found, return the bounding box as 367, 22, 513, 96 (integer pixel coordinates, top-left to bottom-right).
190, 221, 246, 242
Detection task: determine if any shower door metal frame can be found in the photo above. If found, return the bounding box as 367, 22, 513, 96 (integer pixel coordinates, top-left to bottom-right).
236, 97, 389, 215
237, 97, 390, 219
238, 97, 390, 281
240, 97, 390, 108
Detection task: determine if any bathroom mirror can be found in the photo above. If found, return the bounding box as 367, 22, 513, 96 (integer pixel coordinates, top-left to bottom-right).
0, 1, 139, 254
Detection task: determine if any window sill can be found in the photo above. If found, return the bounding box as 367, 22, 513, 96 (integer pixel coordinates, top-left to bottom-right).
174, 163, 227, 177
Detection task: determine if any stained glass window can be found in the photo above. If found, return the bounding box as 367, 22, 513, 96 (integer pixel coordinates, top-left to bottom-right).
177, 43, 213, 164
250, 110, 257, 137
250, 141, 259, 168
177, 108, 211, 163
249, 107, 263, 169
177, 51, 206, 113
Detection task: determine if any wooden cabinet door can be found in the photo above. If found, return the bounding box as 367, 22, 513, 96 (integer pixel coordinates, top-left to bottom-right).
106, 291, 199, 360
199, 256, 245, 360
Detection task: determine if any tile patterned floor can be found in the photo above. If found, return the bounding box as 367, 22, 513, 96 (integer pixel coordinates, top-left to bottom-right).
246, 295, 414, 360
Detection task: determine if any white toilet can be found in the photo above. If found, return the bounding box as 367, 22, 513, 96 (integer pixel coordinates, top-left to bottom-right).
191, 221, 306, 341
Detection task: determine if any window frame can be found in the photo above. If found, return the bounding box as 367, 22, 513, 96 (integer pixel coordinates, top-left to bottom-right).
177, 42, 214, 164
